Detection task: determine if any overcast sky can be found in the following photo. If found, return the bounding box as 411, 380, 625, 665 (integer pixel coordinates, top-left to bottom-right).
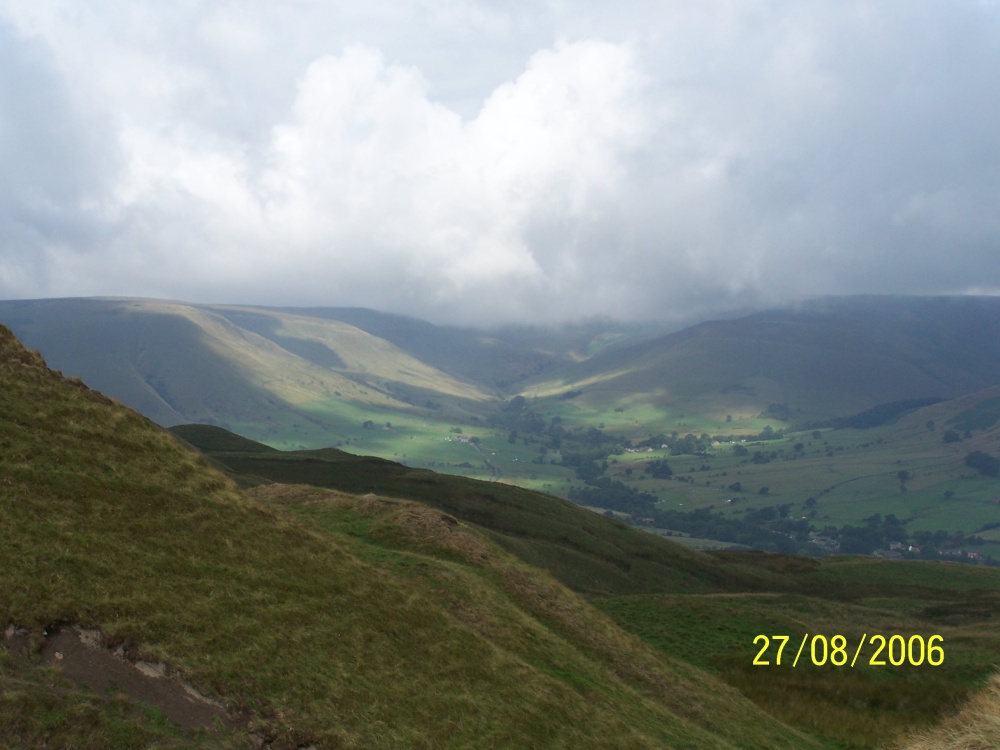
1, 1, 999, 325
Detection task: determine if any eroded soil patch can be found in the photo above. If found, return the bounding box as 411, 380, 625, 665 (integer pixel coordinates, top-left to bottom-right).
4, 623, 229, 731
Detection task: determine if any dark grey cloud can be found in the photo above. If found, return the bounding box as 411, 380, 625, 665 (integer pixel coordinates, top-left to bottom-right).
0, 21, 119, 293
1, 1, 999, 324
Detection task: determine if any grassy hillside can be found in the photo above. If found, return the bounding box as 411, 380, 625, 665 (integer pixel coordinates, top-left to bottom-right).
254, 305, 566, 388
5, 295, 1000, 550
596, 554, 1000, 748
169, 424, 774, 597
8, 295, 1000, 453
1, 323, 824, 748
172, 425, 1000, 748
0, 298, 494, 427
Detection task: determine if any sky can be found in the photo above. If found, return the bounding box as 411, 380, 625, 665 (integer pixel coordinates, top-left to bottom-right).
1, 0, 999, 326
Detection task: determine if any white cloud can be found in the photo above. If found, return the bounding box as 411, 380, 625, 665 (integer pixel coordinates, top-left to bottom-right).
2, 0, 1000, 323
241, 39, 646, 318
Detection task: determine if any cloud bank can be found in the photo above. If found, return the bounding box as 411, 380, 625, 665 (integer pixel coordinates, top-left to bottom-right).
2, 1, 999, 324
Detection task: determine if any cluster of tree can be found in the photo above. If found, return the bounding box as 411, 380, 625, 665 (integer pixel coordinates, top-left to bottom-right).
816, 514, 908, 554
644, 459, 674, 478
568, 480, 660, 518
631, 425, 788, 459
753, 425, 786, 441
909, 528, 990, 551
651, 508, 800, 553
966, 451, 1000, 477
569, 481, 800, 553
810, 515, 994, 562
488, 397, 626, 468
799, 398, 943, 431
764, 402, 791, 420
635, 432, 713, 455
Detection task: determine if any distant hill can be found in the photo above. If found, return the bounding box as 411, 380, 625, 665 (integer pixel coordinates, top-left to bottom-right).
0, 297, 497, 429
4, 295, 1000, 483
254, 305, 575, 387
1, 323, 824, 748
525, 295, 1000, 424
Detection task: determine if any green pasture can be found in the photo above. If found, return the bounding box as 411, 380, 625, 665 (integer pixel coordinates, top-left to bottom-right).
520, 391, 783, 442
593, 422, 1000, 540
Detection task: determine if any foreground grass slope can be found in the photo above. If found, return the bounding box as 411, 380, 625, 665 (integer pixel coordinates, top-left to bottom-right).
597, 553, 1000, 748
171, 425, 1000, 748
1, 324, 819, 748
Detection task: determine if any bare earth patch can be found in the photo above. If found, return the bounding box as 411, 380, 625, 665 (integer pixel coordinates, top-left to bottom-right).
4, 622, 229, 731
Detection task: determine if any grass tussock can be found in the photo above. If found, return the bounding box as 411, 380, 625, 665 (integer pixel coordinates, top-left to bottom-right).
890, 672, 1000, 750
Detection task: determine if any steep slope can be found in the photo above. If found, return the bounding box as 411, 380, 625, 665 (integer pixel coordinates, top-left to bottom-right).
245, 307, 664, 387
524, 295, 1000, 424
0, 324, 820, 748
172, 429, 1000, 749
207, 305, 493, 402
257, 305, 567, 387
